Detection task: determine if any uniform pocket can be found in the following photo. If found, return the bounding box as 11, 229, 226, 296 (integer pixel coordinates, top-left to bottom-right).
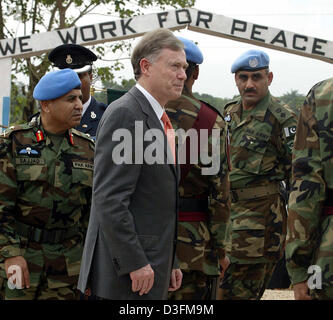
231, 214, 265, 259
71, 167, 93, 187
233, 134, 268, 174
70, 167, 93, 206
65, 244, 84, 277
16, 163, 48, 181
16, 163, 48, 205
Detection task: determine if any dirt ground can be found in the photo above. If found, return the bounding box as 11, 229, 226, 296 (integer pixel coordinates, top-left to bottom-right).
261, 289, 294, 300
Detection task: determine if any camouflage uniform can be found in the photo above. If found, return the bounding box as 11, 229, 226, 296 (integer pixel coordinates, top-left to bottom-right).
286, 77, 333, 300
0, 115, 94, 300
220, 92, 297, 299
166, 89, 230, 300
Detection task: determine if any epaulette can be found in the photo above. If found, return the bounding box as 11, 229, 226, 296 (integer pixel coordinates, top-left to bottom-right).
71, 128, 95, 144
268, 96, 296, 125
224, 97, 241, 113
0, 122, 34, 139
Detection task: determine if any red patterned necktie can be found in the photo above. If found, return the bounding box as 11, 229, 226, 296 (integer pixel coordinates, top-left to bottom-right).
161, 111, 176, 164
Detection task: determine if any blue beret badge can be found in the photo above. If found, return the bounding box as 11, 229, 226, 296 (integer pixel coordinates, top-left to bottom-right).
249, 58, 259, 68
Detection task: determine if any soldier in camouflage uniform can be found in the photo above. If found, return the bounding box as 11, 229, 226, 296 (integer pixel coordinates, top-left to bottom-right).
0, 69, 94, 300
166, 37, 230, 300
286, 77, 333, 300
220, 50, 297, 300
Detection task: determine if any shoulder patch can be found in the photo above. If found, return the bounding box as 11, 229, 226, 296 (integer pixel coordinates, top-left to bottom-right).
71, 129, 95, 143
0, 123, 33, 139
283, 126, 297, 138
269, 97, 296, 124
224, 98, 240, 114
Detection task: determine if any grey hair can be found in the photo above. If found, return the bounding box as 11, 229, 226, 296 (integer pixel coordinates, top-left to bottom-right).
131, 28, 184, 80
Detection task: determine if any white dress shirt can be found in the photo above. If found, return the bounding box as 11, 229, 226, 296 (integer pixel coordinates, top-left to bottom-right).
135, 83, 164, 129
82, 95, 92, 116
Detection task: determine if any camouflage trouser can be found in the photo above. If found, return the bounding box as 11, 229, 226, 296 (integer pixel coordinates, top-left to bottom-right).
168, 270, 217, 300
0, 272, 79, 300
309, 216, 333, 300
219, 262, 276, 300
0, 239, 83, 300
3, 277, 79, 300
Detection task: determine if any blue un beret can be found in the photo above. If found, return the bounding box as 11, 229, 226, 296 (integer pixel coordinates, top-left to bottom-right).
231, 49, 270, 73
178, 37, 203, 64
33, 69, 81, 101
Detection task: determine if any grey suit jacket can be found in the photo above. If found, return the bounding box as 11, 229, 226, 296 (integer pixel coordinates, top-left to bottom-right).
77, 86, 179, 300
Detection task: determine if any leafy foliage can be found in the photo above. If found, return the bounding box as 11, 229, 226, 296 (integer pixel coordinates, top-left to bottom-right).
193, 92, 233, 115
279, 90, 305, 116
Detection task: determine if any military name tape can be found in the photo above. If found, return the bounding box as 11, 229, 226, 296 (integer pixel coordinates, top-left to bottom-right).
73, 161, 94, 171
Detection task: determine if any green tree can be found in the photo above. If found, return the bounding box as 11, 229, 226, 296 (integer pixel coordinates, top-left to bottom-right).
193, 92, 231, 114
0, 0, 195, 124
279, 90, 305, 116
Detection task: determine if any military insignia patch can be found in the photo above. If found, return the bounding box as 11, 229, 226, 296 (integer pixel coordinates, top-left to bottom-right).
283, 126, 297, 137
66, 54, 73, 64
15, 158, 45, 165
224, 114, 231, 122
17, 146, 40, 156
35, 130, 44, 142
73, 161, 94, 171
69, 132, 74, 146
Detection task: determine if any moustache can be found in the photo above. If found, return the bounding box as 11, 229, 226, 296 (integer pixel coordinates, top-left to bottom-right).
244, 89, 257, 94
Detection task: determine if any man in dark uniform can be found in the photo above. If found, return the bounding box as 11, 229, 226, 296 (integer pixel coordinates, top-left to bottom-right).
48, 44, 107, 139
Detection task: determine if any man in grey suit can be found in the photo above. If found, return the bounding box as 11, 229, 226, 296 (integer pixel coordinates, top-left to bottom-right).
78, 28, 188, 300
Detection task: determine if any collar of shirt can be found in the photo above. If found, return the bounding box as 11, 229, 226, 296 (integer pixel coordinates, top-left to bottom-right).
135, 83, 164, 129
82, 95, 92, 116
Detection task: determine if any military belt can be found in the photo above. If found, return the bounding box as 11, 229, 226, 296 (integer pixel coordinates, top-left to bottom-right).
15, 221, 80, 244
178, 197, 208, 222
230, 183, 280, 203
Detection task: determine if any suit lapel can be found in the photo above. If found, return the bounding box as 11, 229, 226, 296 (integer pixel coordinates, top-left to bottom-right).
129, 87, 177, 177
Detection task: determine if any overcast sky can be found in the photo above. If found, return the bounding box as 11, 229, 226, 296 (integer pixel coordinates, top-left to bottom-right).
183, 0, 333, 98
85, 0, 333, 99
